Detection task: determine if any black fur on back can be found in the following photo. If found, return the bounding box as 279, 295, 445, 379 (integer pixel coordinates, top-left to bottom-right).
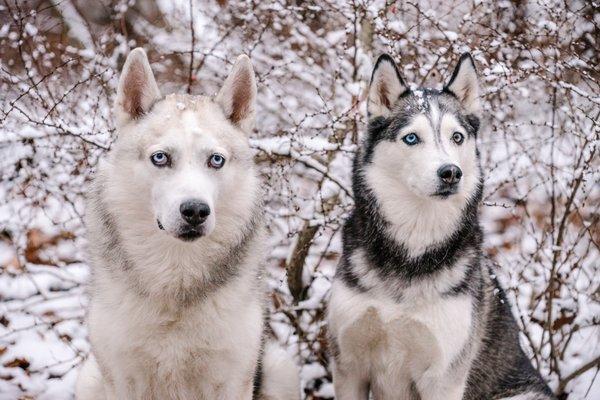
465, 270, 554, 399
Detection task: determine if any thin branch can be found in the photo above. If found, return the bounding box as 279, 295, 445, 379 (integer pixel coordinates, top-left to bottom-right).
187, 0, 196, 94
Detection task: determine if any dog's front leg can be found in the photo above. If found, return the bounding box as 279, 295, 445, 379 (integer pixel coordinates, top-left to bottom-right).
416, 381, 466, 400
205, 374, 254, 400
111, 378, 149, 400
414, 367, 468, 400
232, 380, 254, 400
332, 361, 370, 400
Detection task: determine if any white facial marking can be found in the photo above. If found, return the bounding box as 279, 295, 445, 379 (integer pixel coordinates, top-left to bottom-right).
147, 109, 221, 239
365, 103, 479, 256
429, 100, 440, 128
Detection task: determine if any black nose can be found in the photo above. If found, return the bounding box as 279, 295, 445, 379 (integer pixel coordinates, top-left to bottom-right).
437, 164, 462, 185
180, 200, 211, 225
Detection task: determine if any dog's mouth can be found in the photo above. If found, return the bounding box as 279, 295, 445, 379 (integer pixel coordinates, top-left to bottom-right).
433, 186, 458, 198
157, 219, 203, 241
176, 228, 203, 242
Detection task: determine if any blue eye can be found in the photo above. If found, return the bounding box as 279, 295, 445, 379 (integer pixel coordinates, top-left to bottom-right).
208, 153, 225, 169
402, 133, 420, 146
452, 131, 465, 145
150, 151, 170, 167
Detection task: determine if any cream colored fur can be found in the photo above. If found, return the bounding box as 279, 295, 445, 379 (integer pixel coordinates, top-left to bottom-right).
75, 48, 299, 400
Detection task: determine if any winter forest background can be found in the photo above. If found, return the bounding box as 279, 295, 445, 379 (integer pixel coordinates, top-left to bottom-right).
0, 0, 598, 399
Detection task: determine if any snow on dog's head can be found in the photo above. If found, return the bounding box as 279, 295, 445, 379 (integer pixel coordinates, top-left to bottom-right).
106, 48, 259, 243
357, 53, 483, 255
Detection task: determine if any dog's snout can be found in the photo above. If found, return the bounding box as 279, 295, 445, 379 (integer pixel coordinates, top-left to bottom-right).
180, 200, 211, 225
437, 164, 462, 185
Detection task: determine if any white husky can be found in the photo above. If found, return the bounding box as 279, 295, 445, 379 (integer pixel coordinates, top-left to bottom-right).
75, 48, 299, 400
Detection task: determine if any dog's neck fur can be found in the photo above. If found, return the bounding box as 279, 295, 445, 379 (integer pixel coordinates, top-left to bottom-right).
345, 174, 483, 283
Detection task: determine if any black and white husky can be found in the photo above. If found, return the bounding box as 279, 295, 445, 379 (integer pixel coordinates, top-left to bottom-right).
327, 53, 554, 400
75, 48, 299, 400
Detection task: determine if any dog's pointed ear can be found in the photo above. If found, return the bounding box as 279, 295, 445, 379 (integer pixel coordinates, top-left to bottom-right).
216, 55, 257, 135
115, 48, 161, 127
444, 53, 480, 115
368, 54, 407, 118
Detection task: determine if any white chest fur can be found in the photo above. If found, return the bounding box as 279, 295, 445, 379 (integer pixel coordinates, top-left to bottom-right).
88, 269, 263, 399
328, 278, 473, 400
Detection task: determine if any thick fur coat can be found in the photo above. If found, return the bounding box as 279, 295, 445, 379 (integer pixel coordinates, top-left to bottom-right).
75, 49, 299, 400
327, 54, 554, 400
